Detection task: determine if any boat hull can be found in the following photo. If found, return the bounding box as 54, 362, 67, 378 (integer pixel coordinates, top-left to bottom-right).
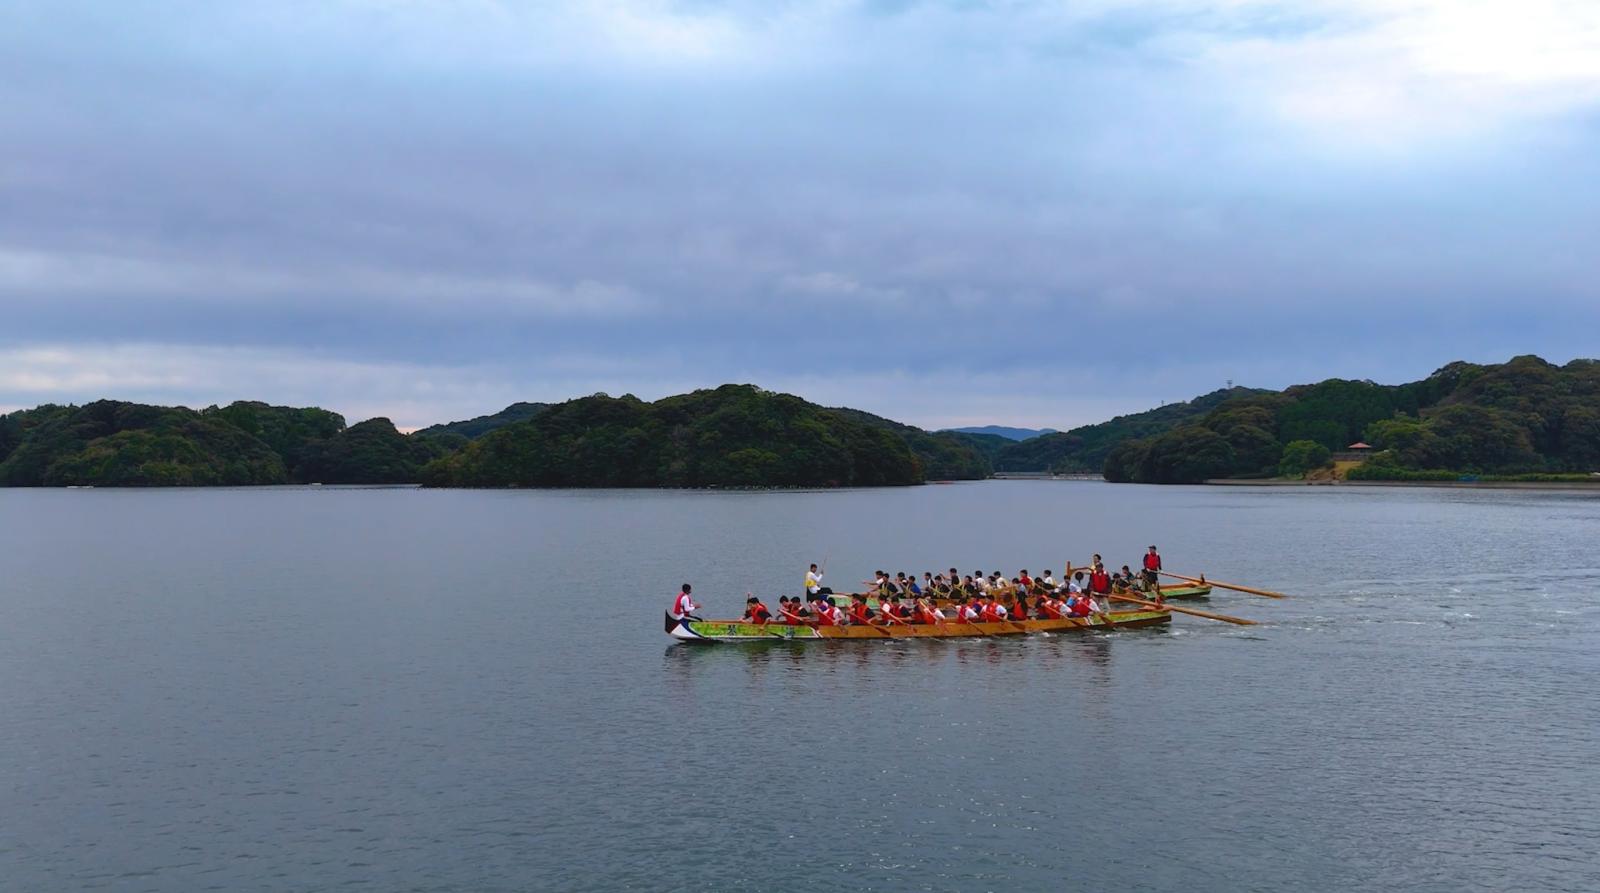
666, 610, 1171, 643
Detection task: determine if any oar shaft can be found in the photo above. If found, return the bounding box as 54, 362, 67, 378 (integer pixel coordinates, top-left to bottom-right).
1161, 571, 1287, 599
1110, 593, 1257, 625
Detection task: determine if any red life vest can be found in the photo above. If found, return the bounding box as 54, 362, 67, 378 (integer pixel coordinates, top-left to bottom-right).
1069, 597, 1092, 617
1143, 553, 1161, 571
848, 603, 872, 625
979, 603, 998, 622
1039, 600, 1062, 619
780, 606, 803, 625
749, 601, 770, 625
919, 605, 941, 624
673, 592, 696, 617
1090, 571, 1111, 593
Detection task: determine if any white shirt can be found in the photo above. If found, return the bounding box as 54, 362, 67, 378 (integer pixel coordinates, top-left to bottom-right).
1068, 581, 1083, 594
671, 592, 699, 620
1043, 575, 1057, 587
805, 570, 822, 594
960, 605, 980, 620
993, 604, 1008, 619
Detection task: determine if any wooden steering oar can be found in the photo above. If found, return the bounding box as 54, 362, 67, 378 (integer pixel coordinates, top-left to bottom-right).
1111, 593, 1257, 625
1161, 571, 1286, 599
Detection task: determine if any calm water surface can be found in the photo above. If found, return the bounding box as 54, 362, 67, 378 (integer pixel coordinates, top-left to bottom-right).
2, 482, 1597, 892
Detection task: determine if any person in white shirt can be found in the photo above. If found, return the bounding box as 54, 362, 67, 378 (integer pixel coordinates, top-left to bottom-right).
805, 563, 832, 601
669, 584, 701, 621
1042, 570, 1057, 588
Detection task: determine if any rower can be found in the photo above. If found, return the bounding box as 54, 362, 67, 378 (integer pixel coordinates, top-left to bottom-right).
743, 595, 772, 625
815, 599, 844, 626
778, 596, 806, 625
880, 595, 909, 624
1041, 569, 1057, 588
1037, 594, 1063, 619
955, 597, 981, 623
847, 594, 874, 626
669, 584, 701, 622
917, 597, 945, 624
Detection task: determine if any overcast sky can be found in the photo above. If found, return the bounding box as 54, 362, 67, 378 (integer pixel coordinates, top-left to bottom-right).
2, 1, 1597, 430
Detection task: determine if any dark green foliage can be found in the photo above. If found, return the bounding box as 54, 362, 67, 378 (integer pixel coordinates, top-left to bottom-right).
414, 402, 550, 440
949, 432, 1012, 464
207, 401, 345, 474
0, 400, 287, 486
994, 387, 1270, 472
1102, 355, 1600, 484
1278, 440, 1332, 478
424, 385, 927, 488
1102, 439, 1152, 483
1146, 426, 1236, 483
294, 418, 454, 484
0, 400, 453, 487
825, 408, 992, 480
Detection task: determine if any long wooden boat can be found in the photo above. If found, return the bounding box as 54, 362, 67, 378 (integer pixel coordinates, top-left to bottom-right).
665, 609, 1171, 643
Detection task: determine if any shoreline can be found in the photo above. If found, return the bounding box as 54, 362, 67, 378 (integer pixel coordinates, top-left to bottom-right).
1202, 478, 1600, 491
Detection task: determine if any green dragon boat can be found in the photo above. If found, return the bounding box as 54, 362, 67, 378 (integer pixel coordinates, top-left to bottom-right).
665, 609, 1171, 643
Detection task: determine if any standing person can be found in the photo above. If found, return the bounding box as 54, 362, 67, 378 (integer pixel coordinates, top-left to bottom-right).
1142, 546, 1163, 592
670, 584, 701, 621
1089, 566, 1112, 614
805, 563, 832, 602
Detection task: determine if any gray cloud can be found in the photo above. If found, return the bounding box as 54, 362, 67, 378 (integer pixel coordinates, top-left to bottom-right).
1, 1, 1597, 428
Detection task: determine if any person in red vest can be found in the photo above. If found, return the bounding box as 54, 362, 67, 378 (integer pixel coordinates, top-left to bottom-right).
777, 596, 805, 625
879, 595, 909, 625
1090, 566, 1111, 598
916, 597, 945, 625
954, 597, 980, 623
669, 584, 701, 622
1037, 594, 1063, 619
846, 594, 874, 626
742, 595, 771, 625
1067, 592, 1092, 617
1142, 546, 1163, 592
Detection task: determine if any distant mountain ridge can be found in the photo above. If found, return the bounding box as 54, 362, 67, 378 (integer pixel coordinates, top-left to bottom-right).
943, 425, 1058, 441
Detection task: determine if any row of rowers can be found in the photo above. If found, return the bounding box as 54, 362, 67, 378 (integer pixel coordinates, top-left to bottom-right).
749, 587, 1112, 626
732, 549, 1168, 625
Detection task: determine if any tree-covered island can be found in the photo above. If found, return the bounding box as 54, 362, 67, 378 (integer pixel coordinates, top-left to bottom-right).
1, 356, 1594, 488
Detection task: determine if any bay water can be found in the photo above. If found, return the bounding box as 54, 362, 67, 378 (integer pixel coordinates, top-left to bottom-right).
3, 482, 1597, 891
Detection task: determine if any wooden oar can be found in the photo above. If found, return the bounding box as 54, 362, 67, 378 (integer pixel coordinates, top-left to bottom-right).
1161, 571, 1287, 599
1110, 593, 1257, 625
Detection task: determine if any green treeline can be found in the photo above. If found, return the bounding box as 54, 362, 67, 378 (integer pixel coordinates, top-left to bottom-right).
1102, 356, 1600, 483
0, 401, 449, 486
0, 386, 994, 488
419, 385, 988, 487
990, 387, 1271, 473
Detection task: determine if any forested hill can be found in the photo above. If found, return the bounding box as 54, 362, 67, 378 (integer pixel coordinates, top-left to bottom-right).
422, 385, 954, 487
823, 407, 992, 481
413, 401, 549, 440
0, 387, 989, 488
1103, 356, 1600, 483
0, 401, 451, 486
992, 387, 1270, 473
